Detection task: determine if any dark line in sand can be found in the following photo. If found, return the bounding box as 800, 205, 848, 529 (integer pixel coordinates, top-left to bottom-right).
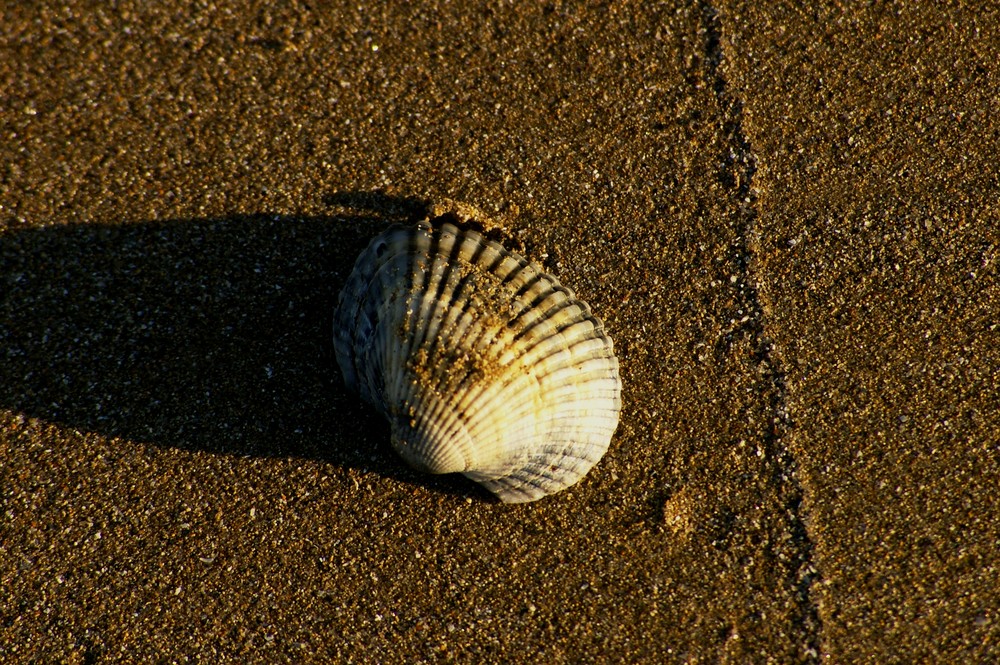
700, 4, 824, 662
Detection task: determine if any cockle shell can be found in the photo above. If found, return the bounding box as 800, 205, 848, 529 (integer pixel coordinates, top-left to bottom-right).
333, 214, 621, 503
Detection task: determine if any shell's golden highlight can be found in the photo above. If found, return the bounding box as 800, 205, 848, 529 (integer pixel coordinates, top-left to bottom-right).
334, 214, 621, 503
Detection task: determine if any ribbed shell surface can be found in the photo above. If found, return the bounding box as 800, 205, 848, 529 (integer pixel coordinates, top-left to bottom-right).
333, 220, 621, 503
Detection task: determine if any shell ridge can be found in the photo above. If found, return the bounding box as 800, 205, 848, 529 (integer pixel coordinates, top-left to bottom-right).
466, 443, 582, 485
461, 372, 542, 467
482, 444, 606, 491
334, 263, 381, 392
394, 224, 503, 474
373, 250, 421, 402
509, 270, 550, 303
393, 225, 434, 436
457, 355, 538, 429
444, 328, 544, 450
402, 229, 482, 471
388, 226, 477, 473
402, 221, 438, 362
371, 231, 420, 418
396, 224, 525, 475
354, 255, 409, 407
342, 227, 421, 401
414, 224, 497, 407
398, 387, 473, 474
420, 258, 531, 436
508, 296, 581, 350
474, 469, 562, 503
537, 348, 618, 388
420, 286, 488, 428
414, 224, 473, 378
508, 315, 605, 379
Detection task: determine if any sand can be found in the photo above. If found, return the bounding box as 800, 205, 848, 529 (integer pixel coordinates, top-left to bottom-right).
2, 2, 997, 662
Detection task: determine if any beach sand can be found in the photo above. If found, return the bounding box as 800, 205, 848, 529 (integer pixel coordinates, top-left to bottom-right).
2, 2, 997, 662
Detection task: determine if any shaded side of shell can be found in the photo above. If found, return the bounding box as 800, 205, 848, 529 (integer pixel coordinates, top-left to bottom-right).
334, 218, 621, 503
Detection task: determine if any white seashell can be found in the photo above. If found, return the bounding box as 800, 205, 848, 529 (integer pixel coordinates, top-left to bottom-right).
333, 213, 621, 503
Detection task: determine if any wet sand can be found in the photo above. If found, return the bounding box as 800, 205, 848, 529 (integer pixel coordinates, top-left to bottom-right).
2, 2, 997, 662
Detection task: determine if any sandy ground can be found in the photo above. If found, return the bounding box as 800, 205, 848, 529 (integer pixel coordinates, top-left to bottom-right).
2, 2, 998, 663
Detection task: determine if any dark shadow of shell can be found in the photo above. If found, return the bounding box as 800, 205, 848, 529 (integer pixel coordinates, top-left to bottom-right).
0, 193, 488, 500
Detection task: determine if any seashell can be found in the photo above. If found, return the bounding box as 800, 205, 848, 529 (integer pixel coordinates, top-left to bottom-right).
333, 212, 621, 503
